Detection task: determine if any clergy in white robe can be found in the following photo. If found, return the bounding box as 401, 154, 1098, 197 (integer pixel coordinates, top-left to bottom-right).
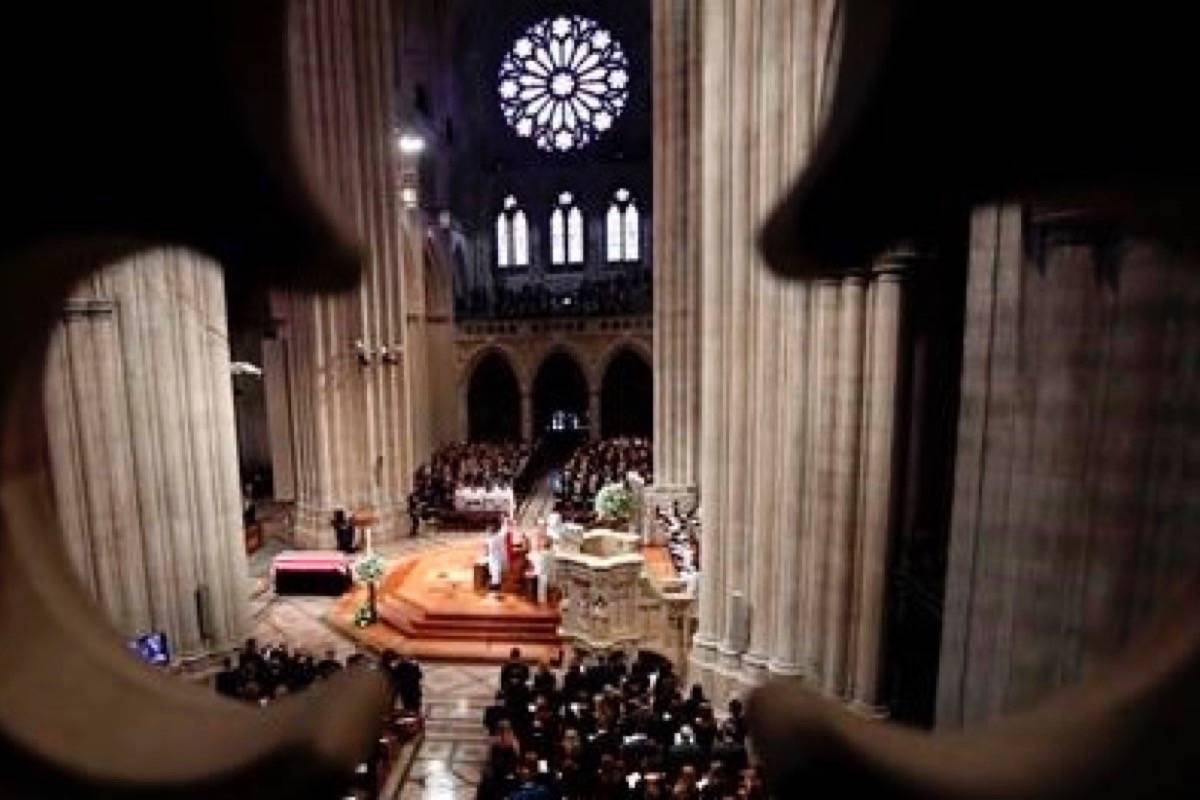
486, 527, 507, 589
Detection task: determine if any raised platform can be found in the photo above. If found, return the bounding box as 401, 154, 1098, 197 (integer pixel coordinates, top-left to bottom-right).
328, 539, 564, 664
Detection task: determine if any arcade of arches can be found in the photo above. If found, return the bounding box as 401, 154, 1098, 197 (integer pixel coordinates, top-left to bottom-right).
463, 343, 651, 444
14, 2, 1200, 797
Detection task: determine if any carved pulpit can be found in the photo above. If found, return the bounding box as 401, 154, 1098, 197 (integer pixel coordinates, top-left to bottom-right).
554, 528, 645, 659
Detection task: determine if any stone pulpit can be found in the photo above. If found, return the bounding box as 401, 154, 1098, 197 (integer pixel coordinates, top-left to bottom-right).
554, 529, 645, 658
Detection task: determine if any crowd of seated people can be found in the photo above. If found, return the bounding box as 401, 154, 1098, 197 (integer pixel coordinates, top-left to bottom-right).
554, 437, 652, 522
458, 273, 652, 321
479, 648, 762, 799
655, 502, 700, 593
411, 441, 532, 519
213, 640, 425, 711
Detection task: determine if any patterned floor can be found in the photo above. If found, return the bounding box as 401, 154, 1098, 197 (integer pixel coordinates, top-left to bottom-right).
244, 517, 548, 798
400, 663, 497, 799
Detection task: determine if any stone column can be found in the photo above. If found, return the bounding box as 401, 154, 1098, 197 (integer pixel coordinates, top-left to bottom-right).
279, 0, 409, 546
44, 251, 248, 657
651, 0, 702, 514
821, 276, 867, 697
768, 282, 810, 678
521, 392, 533, 442
689, 0, 734, 683
688, 0, 836, 699
716, 0, 759, 680
849, 257, 909, 711
588, 390, 601, 441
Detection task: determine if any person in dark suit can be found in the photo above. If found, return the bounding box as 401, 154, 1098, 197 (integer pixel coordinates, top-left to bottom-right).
532, 660, 557, 698
396, 654, 423, 712
214, 657, 239, 698
332, 508, 355, 553
500, 647, 530, 691
406, 492, 421, 537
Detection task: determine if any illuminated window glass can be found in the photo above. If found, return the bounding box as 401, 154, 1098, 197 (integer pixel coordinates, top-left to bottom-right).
498, 16, 630, 152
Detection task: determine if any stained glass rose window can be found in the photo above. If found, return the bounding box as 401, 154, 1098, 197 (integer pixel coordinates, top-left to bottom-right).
498, 15, 630, 152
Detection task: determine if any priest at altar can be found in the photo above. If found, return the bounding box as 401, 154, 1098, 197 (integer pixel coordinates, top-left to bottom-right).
502, 515, 529, 593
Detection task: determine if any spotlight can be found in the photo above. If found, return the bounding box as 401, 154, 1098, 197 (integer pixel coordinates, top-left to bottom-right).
397, 133, 425, 155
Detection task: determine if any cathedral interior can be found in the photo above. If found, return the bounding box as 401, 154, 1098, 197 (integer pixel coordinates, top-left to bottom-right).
3, 1, 1200, 798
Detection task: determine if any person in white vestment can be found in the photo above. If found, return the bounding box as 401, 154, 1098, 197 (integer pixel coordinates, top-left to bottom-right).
486, 526, 507, 590
531, 532, 553, 604
546, 511, 563, 543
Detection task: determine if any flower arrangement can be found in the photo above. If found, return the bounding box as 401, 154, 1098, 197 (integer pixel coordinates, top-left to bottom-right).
353, 552, 386, 627
353, 602, 374, 628
354, 552, 386, 584
593, 481, 633, 523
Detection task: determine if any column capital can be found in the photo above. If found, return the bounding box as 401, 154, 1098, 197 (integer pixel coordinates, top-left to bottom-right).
872, 242, 929, 278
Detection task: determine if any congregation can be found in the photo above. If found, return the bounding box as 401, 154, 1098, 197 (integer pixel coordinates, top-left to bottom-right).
212, 639, 424, 713
655, 503, 700, 593
411, 441, 533, 522
478, 649, 761, 799
554, 437, 652, 521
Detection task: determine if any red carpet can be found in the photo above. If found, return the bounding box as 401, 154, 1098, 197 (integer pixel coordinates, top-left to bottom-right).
328, 539, 563, 663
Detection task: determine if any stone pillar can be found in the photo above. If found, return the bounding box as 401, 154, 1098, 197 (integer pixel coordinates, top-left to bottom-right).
768, 282, 810, 679
588, 390, 601, 441
689, 0, 734, 687
520, 392, 533, 442
803, 278, 841, 683
651, 0, 702, 513
44, 250, 248, 657
278, 0, 409, 546
849, 257, 908, 711
821, 276, 867, 697
688, 0, 838, 701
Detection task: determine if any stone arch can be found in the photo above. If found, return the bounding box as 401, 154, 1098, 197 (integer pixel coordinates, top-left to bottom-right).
531, 347, 591, 438
459, 344, 529, 440
465, 350, 522, 442
532, 340, 596, 393
460, 343, 530, 395
596, 337, 652, 387
599, 345, 653, 438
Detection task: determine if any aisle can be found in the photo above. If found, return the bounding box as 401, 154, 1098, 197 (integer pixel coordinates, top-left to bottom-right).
516, 471, 556, 529
391, 663, 498, 799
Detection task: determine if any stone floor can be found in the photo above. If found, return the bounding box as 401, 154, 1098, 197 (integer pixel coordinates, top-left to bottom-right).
399, 663, 497, 799
241, 529, 503, 798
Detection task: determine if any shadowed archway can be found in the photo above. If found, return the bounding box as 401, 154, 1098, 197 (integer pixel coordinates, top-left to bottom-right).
600, 347, 652, 438
467, 351, 521, 442
532, 350, 589, 437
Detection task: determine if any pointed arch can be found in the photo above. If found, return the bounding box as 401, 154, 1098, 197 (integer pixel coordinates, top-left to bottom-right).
532, 347, 590, 436
496, 213, 510, 267
606, 188, 641, 263
550, 207, 565, 265
600, 346, 652, 438
514, 210, 530, 265
606, 204, 622, 262
623, 201, 640, 261
496, 195, 529, 267
466, 350, 522, 442
567, 206, 584, 264
551, 191, 584, 268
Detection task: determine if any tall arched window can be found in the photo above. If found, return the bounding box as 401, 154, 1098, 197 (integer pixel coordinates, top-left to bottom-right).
606, 188, 640, 263
550, 191, 585, 268
496, 195, 529, 267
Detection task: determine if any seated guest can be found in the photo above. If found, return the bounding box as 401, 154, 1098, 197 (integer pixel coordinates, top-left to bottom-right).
396, 654, 423, 713
532, 660, 557, 697
501, 647, 530, 690
316, 649, 342, 679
